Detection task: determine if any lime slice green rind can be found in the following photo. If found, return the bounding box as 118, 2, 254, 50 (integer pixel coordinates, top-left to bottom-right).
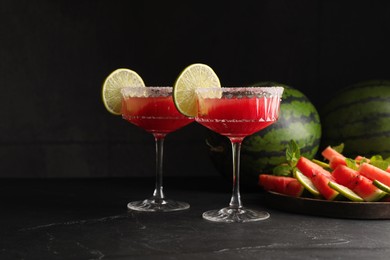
373, 180, 390, 193
328, 181, 364, 202
312, 159, 331, 170
293, 169, 320, 197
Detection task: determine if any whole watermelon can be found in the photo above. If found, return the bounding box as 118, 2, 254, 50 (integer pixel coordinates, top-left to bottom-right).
207, 82, 322, 188
321, 80, 390, 158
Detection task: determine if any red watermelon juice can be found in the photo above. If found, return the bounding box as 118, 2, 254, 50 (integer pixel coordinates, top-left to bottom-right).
195, 96, 279, 143
122, 96, 193, 138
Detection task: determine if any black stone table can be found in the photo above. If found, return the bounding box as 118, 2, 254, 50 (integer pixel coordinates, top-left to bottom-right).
1, 177, 390, 259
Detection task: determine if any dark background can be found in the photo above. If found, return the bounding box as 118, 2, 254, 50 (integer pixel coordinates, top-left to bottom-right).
1, 0, 389, 178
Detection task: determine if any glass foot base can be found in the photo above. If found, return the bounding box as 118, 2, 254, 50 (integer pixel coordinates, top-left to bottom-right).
202, 207, 270, 223
127, 198, 190, 212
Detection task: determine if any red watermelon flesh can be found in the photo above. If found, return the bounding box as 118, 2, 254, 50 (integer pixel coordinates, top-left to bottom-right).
329, 156, 347, 170
332, 165, 385, 202
322, 146, 346, 161
358, 163, 390, 187
310, 172, 339, 200
355, 156, 390, 173
322, 146, 347, 169
332, 165, 360, 189
259, 174, 304, 197
296, 156, 332, 178
296, 157, 339, 200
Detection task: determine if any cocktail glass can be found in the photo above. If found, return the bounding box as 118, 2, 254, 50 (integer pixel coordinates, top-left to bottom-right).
195, 87, 284, 222
121, 86, 194, 212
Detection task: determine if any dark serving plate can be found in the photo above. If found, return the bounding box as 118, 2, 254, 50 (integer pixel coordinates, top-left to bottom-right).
262, 191, 390, 219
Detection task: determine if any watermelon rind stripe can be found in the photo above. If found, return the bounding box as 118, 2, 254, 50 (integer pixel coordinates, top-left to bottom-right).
280, 95, 311, 104
323, 96, 390, 116
241, 141, 320, 157
330, 137, 390, 156
342, 80, 390, 90
322, 86, 390, 114
243, 122, 321, 152
323, 117, 390, 139
258, 121, 320, 140
323, 112, 390, 126
281, 101, 321, 118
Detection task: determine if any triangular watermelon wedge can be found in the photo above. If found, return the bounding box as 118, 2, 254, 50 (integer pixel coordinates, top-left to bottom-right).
259, 174, 304, 197
296, 157, 339, 200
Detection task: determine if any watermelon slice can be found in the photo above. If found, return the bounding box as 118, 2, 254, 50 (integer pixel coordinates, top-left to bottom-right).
329, 156, 347, 170
296, 157, 339, 200
355, 155, 390, 173
358, 163, 390, 187
296, 156, 332, 178
321, 146, 347, 169
259, 174, 304, 197
332, 165, 386, 202
322, 146, 346, 161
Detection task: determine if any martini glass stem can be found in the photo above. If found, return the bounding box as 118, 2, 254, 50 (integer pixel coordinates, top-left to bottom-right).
127, 131, 190, 212
153, 134, 166, 200
229, 139, 243, 209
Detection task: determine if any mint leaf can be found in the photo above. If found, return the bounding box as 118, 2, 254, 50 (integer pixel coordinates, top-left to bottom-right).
359, 157, 369, 164
367, 155, 389, 170
345, 158, 358, 170
370, 155, 384, 162
332, 143, 344, 154
286, 140, 300, 168
370, 160, 389, 171
273, 164, 293, 177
